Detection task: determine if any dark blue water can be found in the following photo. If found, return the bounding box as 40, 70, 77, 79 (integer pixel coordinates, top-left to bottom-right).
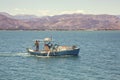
0, 31, 120, 80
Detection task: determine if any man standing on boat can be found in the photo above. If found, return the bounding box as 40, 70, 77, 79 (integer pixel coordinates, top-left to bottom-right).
35, 40, 39, 51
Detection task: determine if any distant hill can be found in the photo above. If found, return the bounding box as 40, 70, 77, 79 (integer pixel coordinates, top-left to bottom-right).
0, 14, 30, 30
117, 15, 120, 18
13, 15, 39, 20
0, 12, 39, 20
0, 12, 120, 30
0, 12, 13, 18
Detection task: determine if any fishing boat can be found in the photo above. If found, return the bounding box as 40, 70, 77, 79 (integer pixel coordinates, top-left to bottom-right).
27, 38, 80, 56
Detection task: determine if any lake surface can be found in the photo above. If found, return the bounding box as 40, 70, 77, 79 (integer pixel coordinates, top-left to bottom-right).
0, 31, 120, 80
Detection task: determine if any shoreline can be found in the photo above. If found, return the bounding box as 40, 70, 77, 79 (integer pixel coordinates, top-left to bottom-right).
0, 29, 120, 31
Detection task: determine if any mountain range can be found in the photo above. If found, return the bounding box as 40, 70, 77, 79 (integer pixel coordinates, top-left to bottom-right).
0, 12, 120, 30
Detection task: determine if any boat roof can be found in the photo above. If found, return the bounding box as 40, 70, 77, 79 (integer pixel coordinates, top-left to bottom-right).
33, 38, 54, 42
44, 38, 52, 42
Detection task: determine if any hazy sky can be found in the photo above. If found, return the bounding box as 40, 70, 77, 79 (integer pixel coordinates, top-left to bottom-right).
0, 0, 120, 16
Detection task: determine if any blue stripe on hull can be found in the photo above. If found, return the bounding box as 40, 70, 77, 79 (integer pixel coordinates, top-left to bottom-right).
54, 48, 80, 56
28, 48, 80, 56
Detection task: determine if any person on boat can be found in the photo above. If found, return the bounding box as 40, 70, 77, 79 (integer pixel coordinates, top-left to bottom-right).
44, 43, 50, 51
35, 40, 39, 51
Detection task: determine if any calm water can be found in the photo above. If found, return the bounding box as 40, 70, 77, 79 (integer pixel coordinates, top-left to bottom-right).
0, 31, 120, 80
